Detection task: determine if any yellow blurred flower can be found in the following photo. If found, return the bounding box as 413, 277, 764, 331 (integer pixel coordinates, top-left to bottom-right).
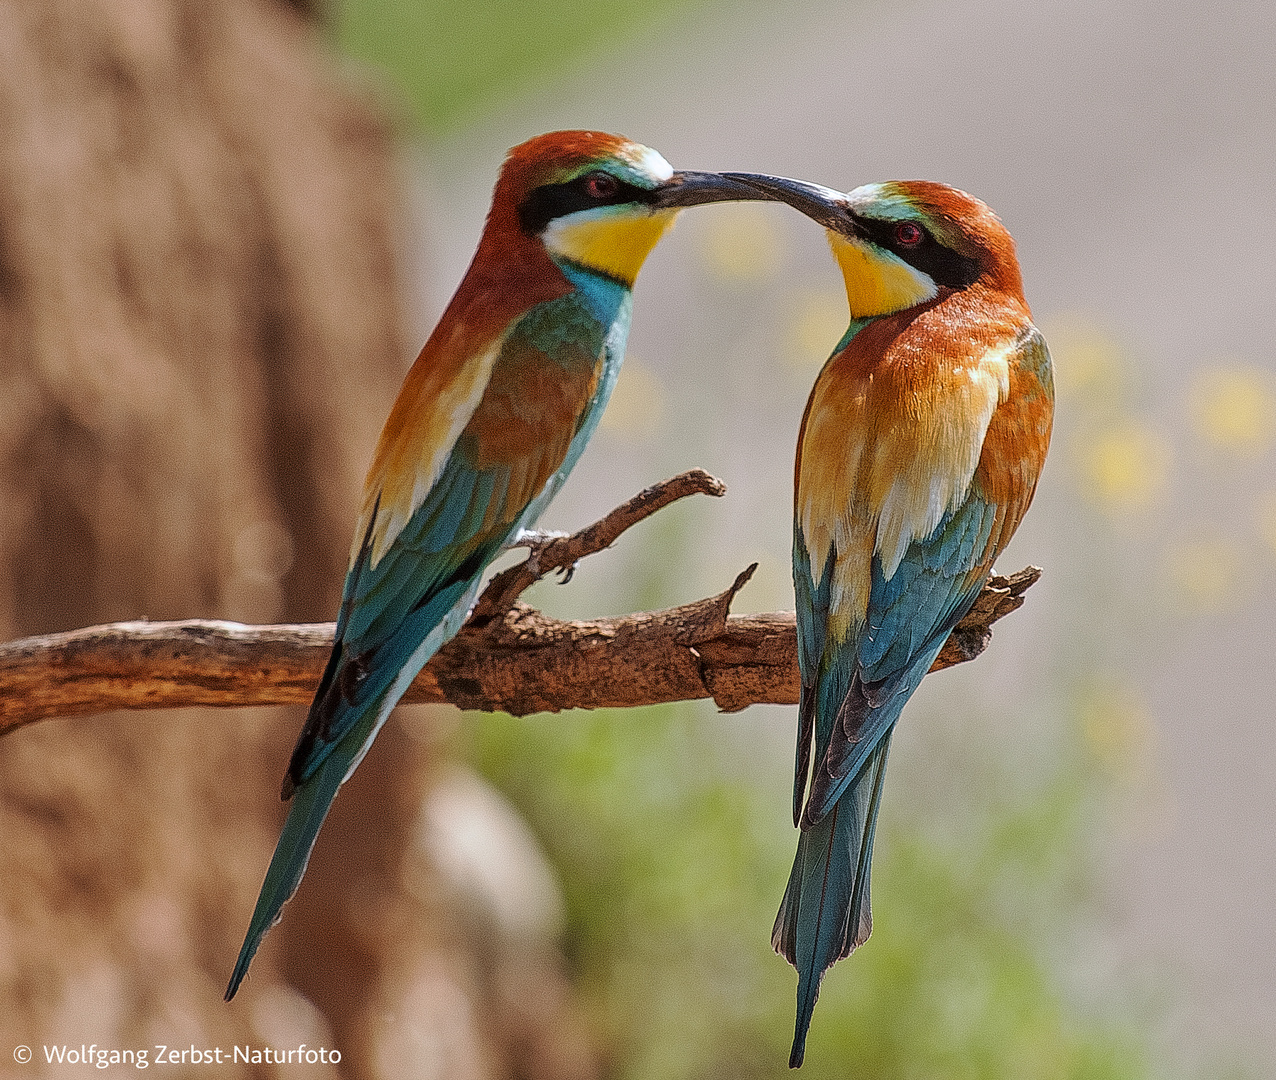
1079, 421, 1170, 510
786, 289, 847, 370
600, 358, 663, 439
1189, 364, 1276, 454
697, 204, 786, 283
1039, 314, 1127, 403
1076, 679, 1153, 780
1163, 535, 1243, 612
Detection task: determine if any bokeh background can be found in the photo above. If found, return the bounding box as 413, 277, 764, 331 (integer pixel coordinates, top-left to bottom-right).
1, 0, 1272, 1077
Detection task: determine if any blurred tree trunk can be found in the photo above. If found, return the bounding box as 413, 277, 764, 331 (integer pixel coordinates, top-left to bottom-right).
0, 2, 596, 1077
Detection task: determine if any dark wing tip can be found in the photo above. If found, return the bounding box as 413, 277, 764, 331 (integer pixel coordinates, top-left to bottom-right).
224, 946, 255, 1001
800, 773, 834, 827
793, 689, 817, 827
790, 973, 819, 1068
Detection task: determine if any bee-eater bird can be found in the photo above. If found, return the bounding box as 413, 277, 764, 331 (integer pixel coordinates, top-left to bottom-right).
225, 131, 755, 1000
726, 173, 1054, 1066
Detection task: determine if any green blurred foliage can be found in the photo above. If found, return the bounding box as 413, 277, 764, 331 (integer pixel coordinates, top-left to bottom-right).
469, 696, 1149, 1080
333, 0, 712, 133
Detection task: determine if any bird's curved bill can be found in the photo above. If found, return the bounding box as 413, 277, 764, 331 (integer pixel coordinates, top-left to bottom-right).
653, 170, 775, 208
721, 173, 851, 231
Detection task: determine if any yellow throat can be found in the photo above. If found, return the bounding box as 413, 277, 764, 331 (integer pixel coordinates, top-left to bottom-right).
543, 206, 678, 286
828, 230, 938, 319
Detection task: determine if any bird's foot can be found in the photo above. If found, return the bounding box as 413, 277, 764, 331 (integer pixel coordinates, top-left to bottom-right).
510, 528, 569, 549
508, 529, 578, 582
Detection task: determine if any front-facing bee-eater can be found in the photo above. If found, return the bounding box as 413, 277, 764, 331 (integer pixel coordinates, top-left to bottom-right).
226, 131, 754, 1000
727, 173, 1054, 1066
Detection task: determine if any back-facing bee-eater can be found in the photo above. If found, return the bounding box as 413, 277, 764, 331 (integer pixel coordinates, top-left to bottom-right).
225, 131, 756, 1000
727, 173, 1054, 1066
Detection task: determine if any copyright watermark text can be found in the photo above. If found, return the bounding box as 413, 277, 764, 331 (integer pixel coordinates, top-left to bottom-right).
12, 1043, 341, 1069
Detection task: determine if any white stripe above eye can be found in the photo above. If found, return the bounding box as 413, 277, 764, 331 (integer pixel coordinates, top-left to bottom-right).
626, 144, 673, 183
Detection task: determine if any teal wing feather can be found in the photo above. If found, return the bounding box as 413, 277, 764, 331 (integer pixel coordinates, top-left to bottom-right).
808, 490, 999, 820
285, 441, 521, 791
226, 275, 632, 1001
790, 525, 829, 828
225, 433, 537, 1002
779, 482, 999, 1065
287, 273, 630, 793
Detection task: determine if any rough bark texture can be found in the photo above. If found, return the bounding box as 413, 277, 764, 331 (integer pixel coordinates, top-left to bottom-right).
0, 3, 596, 1078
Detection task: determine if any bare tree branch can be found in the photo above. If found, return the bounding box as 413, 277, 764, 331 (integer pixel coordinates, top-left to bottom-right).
0, 470, 1040, 736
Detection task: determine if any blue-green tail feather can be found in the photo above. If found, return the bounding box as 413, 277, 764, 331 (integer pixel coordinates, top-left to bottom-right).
225, 708, 378, 1000
777, 736, 892, 1068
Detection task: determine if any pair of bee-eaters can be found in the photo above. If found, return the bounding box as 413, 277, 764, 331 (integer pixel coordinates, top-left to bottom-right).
225, 130, 1054, 1068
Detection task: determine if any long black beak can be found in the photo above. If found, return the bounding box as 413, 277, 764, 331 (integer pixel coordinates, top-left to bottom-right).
721, 173, 854, 233
653, 170, 777, 209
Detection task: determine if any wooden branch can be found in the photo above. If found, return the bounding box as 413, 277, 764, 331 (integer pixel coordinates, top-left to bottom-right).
0, 469, 1040, 736
470, 467, 727, 621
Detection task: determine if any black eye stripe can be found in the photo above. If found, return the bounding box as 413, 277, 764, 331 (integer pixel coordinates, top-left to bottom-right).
518, 173, 656, 234
851, 213, 981, 289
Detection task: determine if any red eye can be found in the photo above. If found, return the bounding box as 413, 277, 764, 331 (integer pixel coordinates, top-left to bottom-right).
895, 221, 924, 247
584, 172, 619, 199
